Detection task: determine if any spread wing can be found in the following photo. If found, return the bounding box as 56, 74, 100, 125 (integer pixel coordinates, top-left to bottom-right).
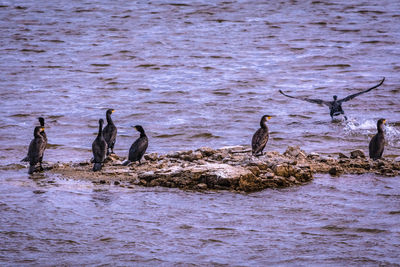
279, 90, 332, 107
338, 77, 385, 103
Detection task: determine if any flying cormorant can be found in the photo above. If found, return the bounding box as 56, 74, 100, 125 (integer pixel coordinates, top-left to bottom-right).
92, 119, 108, 171
27, 126, 46, 174
369, 118, 386, 160
279, 77, 385, 120
123, 125, 148, 165
103, 109, 117, 155
252, 115, 271, 156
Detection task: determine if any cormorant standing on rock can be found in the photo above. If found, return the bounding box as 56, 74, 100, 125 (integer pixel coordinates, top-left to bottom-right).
22, 117, 47, 162
103, 109, 117, 155
369, 118, 386, 160
27, 126, 46, 174
279, 77, 385, 120
123, 125, 148, 165
92, 119, 107, 171
252, 115, 271, 156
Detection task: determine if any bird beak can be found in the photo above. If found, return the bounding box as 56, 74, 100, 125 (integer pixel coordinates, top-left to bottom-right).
112, 109, 115, 113
41, 127, 45, 131
383, 120, 386, 124
267, 116, 272, 120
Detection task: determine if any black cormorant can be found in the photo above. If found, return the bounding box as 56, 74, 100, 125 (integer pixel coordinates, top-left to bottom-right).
369, 118, 386, 160
252, 115, 271, 156
27, 126, 46, 174
22, 117, 48, 162
92, 119, 108, 171
103, 109, 117, 155
123, 125, 148, 165
279, 77, 385, 120
38, 117, 47, 162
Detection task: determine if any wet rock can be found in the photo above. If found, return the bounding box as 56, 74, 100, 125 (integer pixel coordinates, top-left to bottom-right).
307, 152, 320, 160
44, 145, 399, 193
196, 183, 208, 190
197, 147, 215, 157
238, 173, 262, 192
350, 150, 366, 159
329, 167, 343, 176
295, 169, 313, 182
248, 166, 260, 176
144, 153, 158, 161
338, 153, 348, 159
284, 146, 307, 159
197, 163, 252, 189
272, 164, 287, 177
265, 172, 275, 179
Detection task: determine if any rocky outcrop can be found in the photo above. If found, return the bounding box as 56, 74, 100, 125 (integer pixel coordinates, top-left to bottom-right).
42, 145, 400, 192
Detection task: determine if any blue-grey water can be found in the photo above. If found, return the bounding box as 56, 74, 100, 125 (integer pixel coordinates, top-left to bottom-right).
1, 0, 400, 265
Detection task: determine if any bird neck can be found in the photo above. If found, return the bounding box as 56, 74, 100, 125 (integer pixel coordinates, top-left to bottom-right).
98, 123, 103, 137
106, 113, 114, 125
139, 131, 146, 137
260, 120, 267, 129
377, 124, 384, 134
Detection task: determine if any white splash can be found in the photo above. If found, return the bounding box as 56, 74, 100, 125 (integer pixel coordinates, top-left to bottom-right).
344, 118, 400, 146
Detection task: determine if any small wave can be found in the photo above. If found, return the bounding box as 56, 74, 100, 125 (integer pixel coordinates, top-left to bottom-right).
154, 134, 184, 138
10, 113, 30, 117
46, 143, 63, 148
91, 63, 110, 67
144, 101, 178, 105
354, 228, 387, 234
191, 133, 220, 139
136, 64, 157, 68
20, 49, 46, 53
319, 64, 351, 68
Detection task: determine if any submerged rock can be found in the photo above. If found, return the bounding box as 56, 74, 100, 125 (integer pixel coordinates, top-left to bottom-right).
350, 150, 366, 159
45, 145, 400, 193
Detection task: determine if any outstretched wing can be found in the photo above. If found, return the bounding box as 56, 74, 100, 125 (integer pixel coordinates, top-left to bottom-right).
338, 77, 385, 103
279, 90, 332, 107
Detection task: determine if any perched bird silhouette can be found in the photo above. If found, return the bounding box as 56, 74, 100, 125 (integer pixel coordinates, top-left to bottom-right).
92, 119, 108, 171
27, 126, 46, 174
252, 115, 272, 156
22, 117, 47, 162
279, 77, 385, 120
123, 125, 148, 166
103, 109, 117, 155
369, 118, 386, 160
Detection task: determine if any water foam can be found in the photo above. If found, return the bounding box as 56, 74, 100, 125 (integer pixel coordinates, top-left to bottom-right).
344, 118, 400, 146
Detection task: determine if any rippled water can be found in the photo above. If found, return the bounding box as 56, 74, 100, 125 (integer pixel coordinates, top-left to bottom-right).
1, 171, 400, 265
1, 0, 400, 265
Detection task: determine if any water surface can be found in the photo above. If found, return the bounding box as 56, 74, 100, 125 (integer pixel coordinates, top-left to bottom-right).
0, 0, 400, 265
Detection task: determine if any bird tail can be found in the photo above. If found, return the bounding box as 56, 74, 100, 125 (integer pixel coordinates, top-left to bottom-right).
122, 160, 131, 166
21, 156, 29, 162
93, 163, 102, 171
